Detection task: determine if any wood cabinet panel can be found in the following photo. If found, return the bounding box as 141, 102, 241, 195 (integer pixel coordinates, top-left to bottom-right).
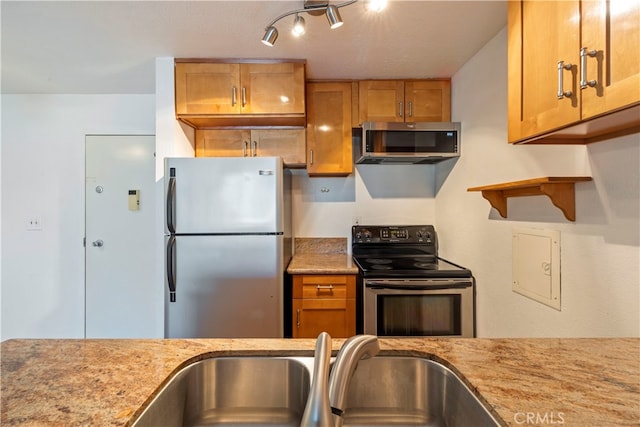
292, 274, 356, 338
251, 129, 306, 167
195, 129, 249, 157
581, 0, 640, 119
292, 299, 356, 339
176, 63, 240, 115
508, 0, 581, 141
240, 63, 306, 115
358, 80, 404, 123
306, 82, 353, 176
405, 80, 451, 122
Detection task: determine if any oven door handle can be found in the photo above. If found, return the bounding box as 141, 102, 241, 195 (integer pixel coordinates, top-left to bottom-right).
367, 281, 472, 291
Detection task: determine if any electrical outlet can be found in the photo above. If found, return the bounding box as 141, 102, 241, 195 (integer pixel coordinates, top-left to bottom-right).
353, 216, 362, 225
26, 217, 43, 231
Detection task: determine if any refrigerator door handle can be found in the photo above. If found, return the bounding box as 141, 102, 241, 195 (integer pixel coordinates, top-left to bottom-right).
166, 172, 176, 234
167, 235, 176, 302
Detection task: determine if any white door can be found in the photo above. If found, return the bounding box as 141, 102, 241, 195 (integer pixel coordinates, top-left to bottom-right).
85, 135, 156, 338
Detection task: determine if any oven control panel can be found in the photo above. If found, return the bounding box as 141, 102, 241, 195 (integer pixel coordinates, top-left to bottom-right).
352, 225, 436, 245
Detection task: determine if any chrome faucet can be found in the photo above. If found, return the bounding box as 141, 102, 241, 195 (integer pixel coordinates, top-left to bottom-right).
328, 334, 380, 427
300, 332, 333, 427
301, 333, 380, 427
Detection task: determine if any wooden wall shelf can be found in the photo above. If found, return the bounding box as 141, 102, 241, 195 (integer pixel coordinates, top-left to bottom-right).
467, 177, 593, 221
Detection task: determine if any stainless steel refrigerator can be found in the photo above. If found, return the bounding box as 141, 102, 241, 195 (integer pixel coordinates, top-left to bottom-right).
164, 157, 291, 338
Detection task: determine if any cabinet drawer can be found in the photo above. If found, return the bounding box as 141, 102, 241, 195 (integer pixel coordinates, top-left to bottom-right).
292, 275, 355, 299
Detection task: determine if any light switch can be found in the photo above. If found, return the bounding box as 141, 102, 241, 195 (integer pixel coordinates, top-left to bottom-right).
128, 189, 140, 211
512, 228, 561, 310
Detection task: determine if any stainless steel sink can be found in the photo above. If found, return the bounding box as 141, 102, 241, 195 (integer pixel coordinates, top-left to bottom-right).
132, 355, 501, 427
341, 356, 500, 427
132, 357, 313, 427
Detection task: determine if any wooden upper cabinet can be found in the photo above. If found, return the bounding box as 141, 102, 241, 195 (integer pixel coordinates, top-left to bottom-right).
175, 60, 306, 127
195, 129, 249, 157
581, 0, 640, 120
306, 82, 353, 176
195, 128, 306, 167
176, 63, 241, 115
358, 80, 451, 125
358, 80, 404, 123
251, 129, 306, 167
239, 63, 306, 115
405, 80, 451, 122
508, 1, 581, 141
508, 0, 640, 144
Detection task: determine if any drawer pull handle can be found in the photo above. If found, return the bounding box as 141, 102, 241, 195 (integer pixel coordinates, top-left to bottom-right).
317, 284, 334, 290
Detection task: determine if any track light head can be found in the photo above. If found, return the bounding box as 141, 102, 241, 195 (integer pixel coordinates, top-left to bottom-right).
261, 26, 278, 47
325, 5, 343, 29
292, 14, 306, 36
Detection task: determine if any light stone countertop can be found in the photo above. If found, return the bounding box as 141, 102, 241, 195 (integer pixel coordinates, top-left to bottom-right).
287, 253, 359, 275
287, 237, 359, 275
1, 338, 638, 426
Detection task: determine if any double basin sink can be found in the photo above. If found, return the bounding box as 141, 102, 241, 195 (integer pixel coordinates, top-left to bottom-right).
132, 353, 502, 426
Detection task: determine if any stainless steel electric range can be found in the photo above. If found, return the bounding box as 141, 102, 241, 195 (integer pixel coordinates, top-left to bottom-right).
352, 225, 475, 338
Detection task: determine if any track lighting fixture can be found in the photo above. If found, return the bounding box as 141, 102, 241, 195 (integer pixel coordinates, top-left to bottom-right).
261, 0, 386, 47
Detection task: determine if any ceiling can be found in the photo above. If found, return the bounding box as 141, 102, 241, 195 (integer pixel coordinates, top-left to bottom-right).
0, 1, 507, 94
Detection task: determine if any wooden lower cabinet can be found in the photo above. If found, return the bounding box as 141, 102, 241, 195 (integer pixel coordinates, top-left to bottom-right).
292, 274, 356, 338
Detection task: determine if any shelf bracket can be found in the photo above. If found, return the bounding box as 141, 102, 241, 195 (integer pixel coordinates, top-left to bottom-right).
480, 190, 508, 218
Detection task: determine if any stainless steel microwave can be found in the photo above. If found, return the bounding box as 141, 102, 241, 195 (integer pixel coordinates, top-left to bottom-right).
355, 121, 461, 164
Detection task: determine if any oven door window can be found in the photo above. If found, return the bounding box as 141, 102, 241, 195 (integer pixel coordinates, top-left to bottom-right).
376, 294, 461, 336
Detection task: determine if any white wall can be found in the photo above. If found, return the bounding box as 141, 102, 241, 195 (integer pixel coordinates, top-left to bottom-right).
437, 27, 640, 337
291, 165, 437, 242
1, 94, 155, 339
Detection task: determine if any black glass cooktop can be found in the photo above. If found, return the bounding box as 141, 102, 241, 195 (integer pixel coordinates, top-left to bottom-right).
352, 255, 472, 278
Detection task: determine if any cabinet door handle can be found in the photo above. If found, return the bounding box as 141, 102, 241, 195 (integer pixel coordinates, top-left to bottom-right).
398, 101, 404, 117
296, 309, 301, 328
580, 47, 598, 89
241, 87, 247, 107
309, 149, 314, 165
232, 86, 237, 107
408, 101, 413, 118
243, 140, 248, 157
557, 61, 573, 99
316, 284, 334, 290
252, 140, 257, 157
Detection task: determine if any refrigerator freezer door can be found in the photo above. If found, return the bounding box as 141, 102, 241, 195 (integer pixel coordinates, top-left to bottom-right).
165, 234, 283, 338
165, 157, 283, 234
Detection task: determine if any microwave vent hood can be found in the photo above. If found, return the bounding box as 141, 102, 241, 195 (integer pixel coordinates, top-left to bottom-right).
355, 121, 461, 165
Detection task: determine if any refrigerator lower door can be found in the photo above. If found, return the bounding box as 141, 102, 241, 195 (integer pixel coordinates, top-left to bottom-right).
165, 234, 283, 338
